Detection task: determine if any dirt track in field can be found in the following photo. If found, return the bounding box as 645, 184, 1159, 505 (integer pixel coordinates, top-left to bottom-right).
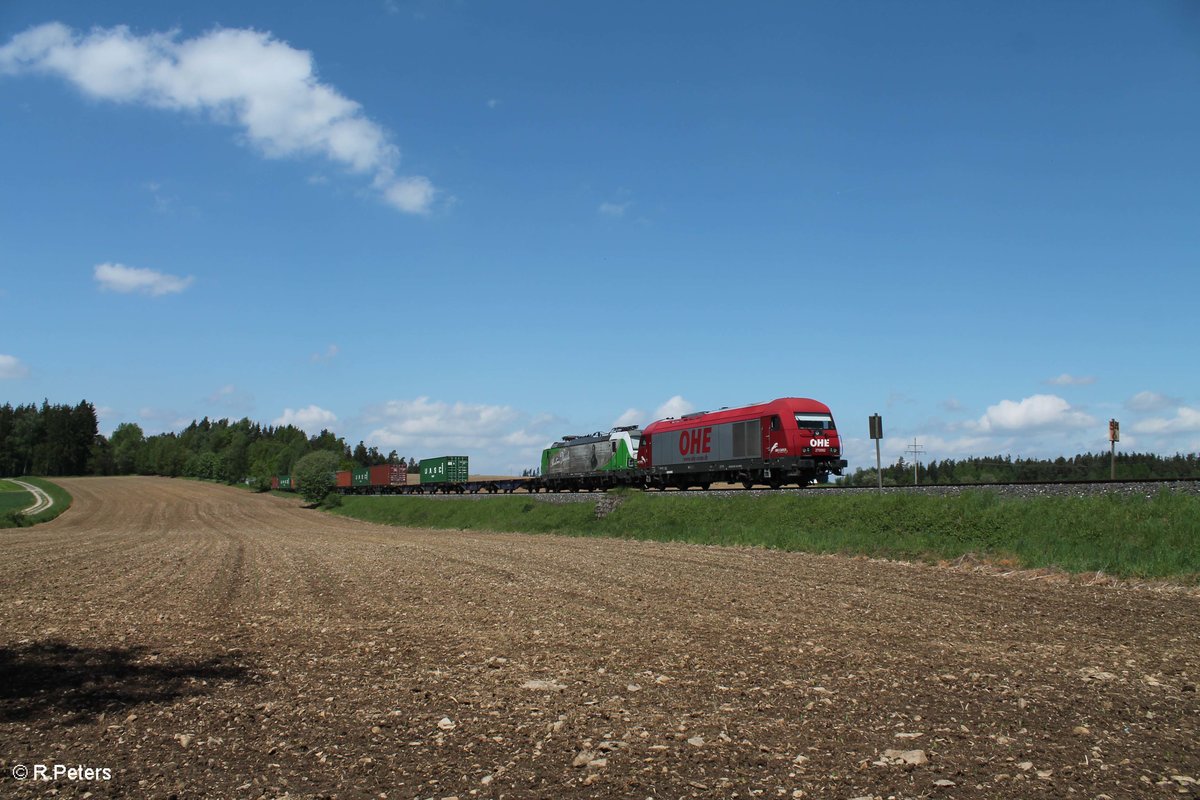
1, 477, 1197, 799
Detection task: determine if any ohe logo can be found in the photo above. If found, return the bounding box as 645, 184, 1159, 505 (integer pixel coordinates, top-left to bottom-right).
679, 427, 712, 456
810, 438, 830, 448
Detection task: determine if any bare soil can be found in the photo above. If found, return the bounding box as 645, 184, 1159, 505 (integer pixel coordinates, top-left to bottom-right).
2, 476, 1197, 799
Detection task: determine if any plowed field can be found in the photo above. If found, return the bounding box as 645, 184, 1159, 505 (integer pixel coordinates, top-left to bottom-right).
2, 477, 1197, 798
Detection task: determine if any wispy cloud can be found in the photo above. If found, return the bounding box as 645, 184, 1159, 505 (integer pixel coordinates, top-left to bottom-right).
0, 354, 30, 379
1125, 390, 1181, 414
94, 262, 193, 296
1045, 373, 1096, 387
598, 201, 630, 218
0, 22, 438, 214
1131, 406, 1200, 435
310, 344, 340, 363
206, 384, 255, 413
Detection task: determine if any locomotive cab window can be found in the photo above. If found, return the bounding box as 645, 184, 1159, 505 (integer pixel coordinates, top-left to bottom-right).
770, 415, 782, 431
794, 413, 835, 431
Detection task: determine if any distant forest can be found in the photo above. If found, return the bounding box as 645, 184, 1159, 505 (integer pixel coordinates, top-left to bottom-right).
0, 401, 412, 488
2, 399, 1199, 485
837, 452, 1200, 486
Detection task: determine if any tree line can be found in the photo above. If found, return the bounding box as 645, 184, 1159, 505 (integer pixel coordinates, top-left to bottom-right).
838, 452, 1200, 487
0, 401, 99, 477
0, 400, 415, 488
5, 399, 1200, 487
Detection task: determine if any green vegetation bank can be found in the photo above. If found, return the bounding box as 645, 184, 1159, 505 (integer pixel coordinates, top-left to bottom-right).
332, 490, 1200, 583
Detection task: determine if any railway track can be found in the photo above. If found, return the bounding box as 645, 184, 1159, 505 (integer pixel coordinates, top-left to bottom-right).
352, 477, 1200, 501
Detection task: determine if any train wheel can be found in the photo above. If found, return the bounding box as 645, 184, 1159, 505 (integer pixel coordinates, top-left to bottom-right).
700, 482, 711, 491
742, 479, 754, 490
769, 477, 783, 490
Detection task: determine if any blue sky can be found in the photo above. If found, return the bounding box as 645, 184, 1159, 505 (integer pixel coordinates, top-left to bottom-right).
2, 1, 1198, 474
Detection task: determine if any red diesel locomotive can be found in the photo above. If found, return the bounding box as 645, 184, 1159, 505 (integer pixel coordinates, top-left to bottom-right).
637, 398, 846, 490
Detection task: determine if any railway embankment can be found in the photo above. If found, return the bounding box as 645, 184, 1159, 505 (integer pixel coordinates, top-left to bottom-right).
332, 483, 1200, 584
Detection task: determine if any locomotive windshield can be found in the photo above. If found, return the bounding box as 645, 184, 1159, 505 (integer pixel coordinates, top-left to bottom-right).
794, 413, 835, 431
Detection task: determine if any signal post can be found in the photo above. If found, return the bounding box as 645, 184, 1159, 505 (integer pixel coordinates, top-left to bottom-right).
1109, 419, 1119, 480
869, 414, 883, 492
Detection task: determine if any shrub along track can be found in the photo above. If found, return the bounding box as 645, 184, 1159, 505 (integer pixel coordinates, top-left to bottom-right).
1, 476, 1196, 798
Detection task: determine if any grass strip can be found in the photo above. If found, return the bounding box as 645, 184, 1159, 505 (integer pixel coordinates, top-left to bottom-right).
0, 488, 34, 518
331, 490, 1200, 583
0, 477, 73, 528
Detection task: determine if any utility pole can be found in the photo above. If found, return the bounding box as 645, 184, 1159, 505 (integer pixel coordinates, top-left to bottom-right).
869, 414, 884, 492
905, 438, 925, 486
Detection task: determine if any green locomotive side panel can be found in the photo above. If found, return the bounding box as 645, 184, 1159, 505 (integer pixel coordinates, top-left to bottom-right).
541, 447, 563, 476
351, 468, 370, 487
542, 433, 638, 478
600, 437, 635, 471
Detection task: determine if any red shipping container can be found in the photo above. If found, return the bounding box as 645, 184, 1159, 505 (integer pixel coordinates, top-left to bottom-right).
336, 470, 352, 488
368, 463, 408, 487
270, 476, 279, 490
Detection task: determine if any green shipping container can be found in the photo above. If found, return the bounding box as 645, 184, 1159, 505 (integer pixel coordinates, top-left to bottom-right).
279, 475, 292, 490
419, 456, 469, 484
351, 467, 371, 487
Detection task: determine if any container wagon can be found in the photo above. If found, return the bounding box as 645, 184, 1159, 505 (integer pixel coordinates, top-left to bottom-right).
419, 456, 469, 485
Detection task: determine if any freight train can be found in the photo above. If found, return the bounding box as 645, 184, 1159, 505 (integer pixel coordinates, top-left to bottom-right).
273, 397, 847, 494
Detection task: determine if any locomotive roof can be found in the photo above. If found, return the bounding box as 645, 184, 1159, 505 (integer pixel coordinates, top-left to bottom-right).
642, 397, 833, 434
551, 428, 642, 448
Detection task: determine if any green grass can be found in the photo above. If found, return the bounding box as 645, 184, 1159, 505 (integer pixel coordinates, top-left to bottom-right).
0, 477, 73, 528
0, 487, 34, 517
330, 490, 1200, 583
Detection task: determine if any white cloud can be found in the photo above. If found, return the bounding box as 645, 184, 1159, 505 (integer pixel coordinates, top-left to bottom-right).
310, 344, 340, 363
94, 262, 193, 295
274, 404, 338, 433
362, 396, 561, 471
599, 201, 629, 218
365, 396, 519, 447
654, 395, 694, 419
1125, 390, 1181, 414
380, 175, 436, 214
972, 394, 1095, 433
1045, 373, 1096, 386
0, 22, 437, 214
613, 408, 643, 428
941, 397, 964, 412
1131, 407, 1200, 435
0, 354, 30, 379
